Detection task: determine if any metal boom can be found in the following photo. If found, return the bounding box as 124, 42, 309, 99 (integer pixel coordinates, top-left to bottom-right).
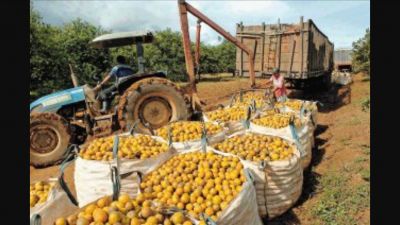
178, 0, 256, 96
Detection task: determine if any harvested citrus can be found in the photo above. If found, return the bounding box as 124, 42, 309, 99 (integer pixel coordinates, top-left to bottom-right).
54, 194, 194, 225
141, 151, 245, 220
30, 181, 54, 208
213, 133, 295, 162
79, 134, 169, 161
251, 112, 302, 129
157, 121, 222, 142
205, 106, 247, 123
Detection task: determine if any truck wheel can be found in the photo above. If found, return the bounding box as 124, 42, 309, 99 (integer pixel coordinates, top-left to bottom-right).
30, 112, 70, 167
322, 73, 332, 91
118, 78, 191, 133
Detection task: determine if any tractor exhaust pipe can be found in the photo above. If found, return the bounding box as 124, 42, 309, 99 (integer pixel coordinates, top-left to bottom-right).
69, 64, 79, 87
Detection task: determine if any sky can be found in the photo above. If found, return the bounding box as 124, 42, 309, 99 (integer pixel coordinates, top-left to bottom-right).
32, 0, 370, 48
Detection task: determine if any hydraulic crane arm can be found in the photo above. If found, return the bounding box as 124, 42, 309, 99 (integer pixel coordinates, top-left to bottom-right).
195, 20, 201, 80
178, 0, 256, 109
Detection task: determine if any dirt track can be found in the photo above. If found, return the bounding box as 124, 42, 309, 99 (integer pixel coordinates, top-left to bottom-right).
30, 73, 370, 224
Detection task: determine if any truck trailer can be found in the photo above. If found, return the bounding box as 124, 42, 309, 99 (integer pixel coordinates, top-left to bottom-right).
235, 17, 334, 90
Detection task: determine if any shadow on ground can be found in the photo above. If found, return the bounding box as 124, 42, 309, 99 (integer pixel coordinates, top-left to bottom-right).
266, 125, 328, 224
288, 84, 351, 113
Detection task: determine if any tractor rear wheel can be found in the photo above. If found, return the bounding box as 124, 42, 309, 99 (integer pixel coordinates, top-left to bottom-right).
118, 78, 191, 133
30, 112, 70, 167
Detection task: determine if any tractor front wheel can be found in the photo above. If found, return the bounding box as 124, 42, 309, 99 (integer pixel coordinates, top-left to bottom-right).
30, 112, 71, 167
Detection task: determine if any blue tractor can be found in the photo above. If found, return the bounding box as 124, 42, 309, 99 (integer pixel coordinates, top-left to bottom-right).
30, 31, 192, 167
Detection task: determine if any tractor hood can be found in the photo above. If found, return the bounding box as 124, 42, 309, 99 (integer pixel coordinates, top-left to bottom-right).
30, 86, 86, 113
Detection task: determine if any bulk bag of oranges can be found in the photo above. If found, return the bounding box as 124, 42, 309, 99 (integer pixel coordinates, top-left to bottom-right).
212, 132, 303, 219
275, 98, 318, 129
249, 111, 313, 169
229, 90, 272, 111
204, 106, 249, 135
156, 121, 226, 152
137, 148, 263, 225
30, 179, 78, 225
74, 133, 176, 207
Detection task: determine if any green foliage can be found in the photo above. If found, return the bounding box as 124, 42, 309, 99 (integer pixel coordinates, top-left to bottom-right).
30, 6, 236, 101
361, 97, 370, 112
30, 8, 63, 100
352, 29, 370, 75
56, 19, 112, 86
312, 170, 370, 225
144, 29, 187, 81
30, 5, 112, 101
311, 148, 370, 225
199, 40, 236, 75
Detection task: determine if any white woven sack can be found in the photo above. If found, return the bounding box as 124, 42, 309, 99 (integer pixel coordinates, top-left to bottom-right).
30, 179, 78, 225
212, 131, 303, 219
74, 134, 176, 207
143, 147, 263, 225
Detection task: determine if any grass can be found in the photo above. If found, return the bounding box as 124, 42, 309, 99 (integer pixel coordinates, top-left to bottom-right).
360, 97, 370, 112
339, 137, 351, 146
349, 117, 362, 125
310, 155, 370, 225
360, 144, 370, 155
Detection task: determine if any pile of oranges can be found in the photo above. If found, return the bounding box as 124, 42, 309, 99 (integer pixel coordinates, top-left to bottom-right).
54, 194, 196, 225
275, 99, 317, 112
79, 135, 169, 161
251, 113, 302, 129
231, 91, 267, 109
156, 121, 222, 142
139, 151, 246, 221
205, 107, 247, 123
30, 181, 54, 208
213, 133, 295, 162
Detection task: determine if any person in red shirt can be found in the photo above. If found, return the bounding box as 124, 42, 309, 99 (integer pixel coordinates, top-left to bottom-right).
266, 68, 287, 102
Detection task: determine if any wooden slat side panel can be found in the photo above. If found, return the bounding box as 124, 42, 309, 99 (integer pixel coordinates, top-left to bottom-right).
306, 21, 334, 76
235, 21, 333, 78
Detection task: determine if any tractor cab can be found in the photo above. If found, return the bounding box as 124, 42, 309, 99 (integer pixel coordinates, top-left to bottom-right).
90, 30, 154, 75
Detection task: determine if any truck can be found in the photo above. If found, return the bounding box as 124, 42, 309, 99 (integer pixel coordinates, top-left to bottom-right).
334, 48, 352, 72
235, 17, 334, 90
332, 48, 353, 85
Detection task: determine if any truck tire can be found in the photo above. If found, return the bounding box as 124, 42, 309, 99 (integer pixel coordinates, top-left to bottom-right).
322, 73, 332, 91
118, 77, 191, 133
30, 112, 71, 167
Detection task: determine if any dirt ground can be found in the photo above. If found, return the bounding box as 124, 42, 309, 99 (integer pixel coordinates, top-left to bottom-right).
30, 73, 370, 224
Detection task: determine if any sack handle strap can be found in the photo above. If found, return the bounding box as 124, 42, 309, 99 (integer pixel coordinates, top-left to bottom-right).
143, 122, 155, 136
241, 106, 252, 129
30, 214, 41, 225
299, 102, 305, 119
244, 168, 255, 183
200, 213, 217, 225
228, 94, 236, 107
112, 135, 120, 168
251, 99, 257, 112
201, 120, 208, 153
128, 120, 140, 136
289, 122, 305, 157
167, 124, 173, 147
111, 166, 121, 201
59, 146, 79, 206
